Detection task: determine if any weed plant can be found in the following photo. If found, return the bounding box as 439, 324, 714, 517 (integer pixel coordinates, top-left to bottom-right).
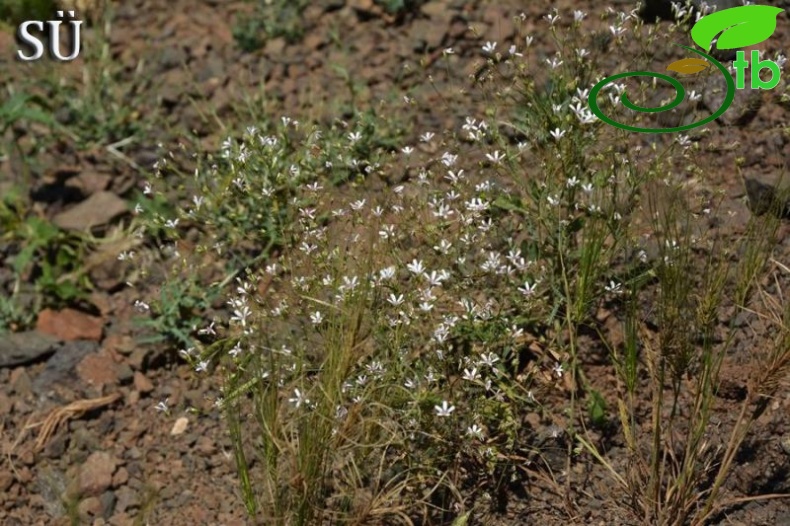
141, 5, 789, 526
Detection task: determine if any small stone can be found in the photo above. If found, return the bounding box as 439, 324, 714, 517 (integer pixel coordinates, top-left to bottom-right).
111, 467, 128, 488
132, 372, 154, 394
10, 368, 32, 397
36, 308, 104, 342
170, 417, 189, 436
195, 436, 215, 456
79, 452, 117, 497
77, 353, 119, 387
78, 496, 102, 518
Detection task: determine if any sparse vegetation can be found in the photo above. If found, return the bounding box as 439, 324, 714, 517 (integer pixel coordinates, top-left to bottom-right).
139, 6, 790, 525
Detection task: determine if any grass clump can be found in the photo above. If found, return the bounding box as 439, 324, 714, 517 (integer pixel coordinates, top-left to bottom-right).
140, 5, 789, 526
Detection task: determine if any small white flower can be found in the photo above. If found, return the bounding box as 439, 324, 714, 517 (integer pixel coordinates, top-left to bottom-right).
550, 127, 566, 140
546, 57, 563, 69
610, 25, 627, 37
289, 388, 309, 408
479, 352, 499, 368
401, 146, 414, 156
407, 259, 425, 276
553, 362, 564, 378
310, 311, 324, 325
462, 367, 480, 382
434, 400, 455, 417
482, 41, 497, 54
518, 281, 537, 296
155, 398, 169, 412
605, 280, 622, 294
195, 360, 209, 373
485, 150, 505, 164
467, 424, 485, 440
387, 293, 405, 307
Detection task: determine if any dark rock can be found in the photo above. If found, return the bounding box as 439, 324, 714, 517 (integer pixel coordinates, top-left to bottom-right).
0, 331, 60, 368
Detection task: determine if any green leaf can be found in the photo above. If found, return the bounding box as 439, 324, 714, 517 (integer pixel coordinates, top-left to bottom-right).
587, 389, 607, 427
691, 5, 783, 51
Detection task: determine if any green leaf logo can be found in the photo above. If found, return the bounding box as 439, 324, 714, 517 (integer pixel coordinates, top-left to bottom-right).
691, 5, 784, 51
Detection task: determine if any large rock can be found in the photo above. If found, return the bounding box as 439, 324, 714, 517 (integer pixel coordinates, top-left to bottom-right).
744, 174, 790, 218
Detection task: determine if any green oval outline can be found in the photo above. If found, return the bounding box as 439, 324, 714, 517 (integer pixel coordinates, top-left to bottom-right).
587, 45, 735, 134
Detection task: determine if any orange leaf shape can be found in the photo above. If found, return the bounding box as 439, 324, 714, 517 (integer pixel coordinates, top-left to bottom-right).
666, 58, 710, 75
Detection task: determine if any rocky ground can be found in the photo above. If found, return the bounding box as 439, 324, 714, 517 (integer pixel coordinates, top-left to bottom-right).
0, 0, 789, 525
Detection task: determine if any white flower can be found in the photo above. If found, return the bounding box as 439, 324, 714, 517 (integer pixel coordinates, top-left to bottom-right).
573, 10, 587, 21
289, 388, 308, 408
443, 47, 455, 55
482, 41, 497, 54
462, 367, 480, 382
550, 127, 566, 140
518, 281, 537, 296
348, 131, 362, 143
310, 311, 324, 325
479, 352, 499, 368
467, 424, 485, 440
485, 150, 505, 164
379, 224, 396, 239
195, 360, 209, 373
605, 280, 622, 294
546, 57, 563, 69
379, 266, 396, 280
387, 293, 405, 307
407, 259, 425, 276
434, 239, 452, 254
231, 303, 252, 327
401, 146, 414, 156
609, 25, 627, 37
508, 45, 522, 57
155, 398, 169, 412
553, 362, 564, 378
434, 400, 456, 417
